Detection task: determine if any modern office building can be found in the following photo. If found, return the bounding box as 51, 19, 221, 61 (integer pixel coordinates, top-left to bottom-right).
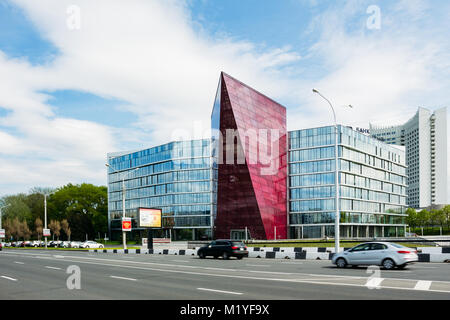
211, 72, 287, 241
107, 139, 214, 241
288, 126, 408, 239
370, 107, 448, 209
107, 72, 409, 240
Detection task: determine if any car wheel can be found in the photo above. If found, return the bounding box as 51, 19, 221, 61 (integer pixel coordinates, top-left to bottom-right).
222, 252, 229, 260
198, 252, 205, 259
397, 264, 407, 270
237, 256, 243, 260
382, 258, 395, 270
336, 258, 347, 268
86, 246, 90, 249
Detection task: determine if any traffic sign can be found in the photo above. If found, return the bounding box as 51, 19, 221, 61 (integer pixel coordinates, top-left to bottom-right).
122, 218, 132, 232
0, 229, 5, 238
43, 228, 51, 237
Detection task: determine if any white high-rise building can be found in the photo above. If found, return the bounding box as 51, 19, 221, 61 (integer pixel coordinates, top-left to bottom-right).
370, 107, 448, 209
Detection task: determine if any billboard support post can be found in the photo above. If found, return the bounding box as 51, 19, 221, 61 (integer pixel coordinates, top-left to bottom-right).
147, 228, 153, 250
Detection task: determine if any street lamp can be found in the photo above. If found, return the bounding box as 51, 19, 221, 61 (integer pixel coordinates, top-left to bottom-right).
312, 89, 353, 254
0, 204, 10, 240
37, 190, 56, 249
106, 163, 140, 250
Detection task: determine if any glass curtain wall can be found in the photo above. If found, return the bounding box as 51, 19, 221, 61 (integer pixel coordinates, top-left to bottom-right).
107, 139, 213, 241
288, 126, 407, 239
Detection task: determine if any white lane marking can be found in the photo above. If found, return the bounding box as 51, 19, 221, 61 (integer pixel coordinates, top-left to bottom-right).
110, 275, 137, 281
246, 264, 270, 267
1, 276, 17, 281
14, 261, 25, 265
170, 260, 190, 263
197, 288, 243, 295
45, 266, 62, 270
414, 280, 432, 291
4, 252, 450, 294
3, 251, 450, 289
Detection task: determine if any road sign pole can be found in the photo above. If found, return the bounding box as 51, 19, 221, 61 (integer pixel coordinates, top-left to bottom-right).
44, 194, 48, 250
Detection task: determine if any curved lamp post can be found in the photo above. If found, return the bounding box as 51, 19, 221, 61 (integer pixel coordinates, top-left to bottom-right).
106, 163, 140, 250
312, 89, 353, 254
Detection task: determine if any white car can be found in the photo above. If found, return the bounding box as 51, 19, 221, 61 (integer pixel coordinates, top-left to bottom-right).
70, 241, 82, 248
332, 242, 419, 270
31, 241, 41, 247
81, 241, 104, 249
60, 241, 71, 248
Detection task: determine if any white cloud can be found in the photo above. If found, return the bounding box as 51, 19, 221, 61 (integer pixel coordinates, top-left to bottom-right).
0, 0, 448, 202
0, 0, 300, 196
286, 0, 450, 203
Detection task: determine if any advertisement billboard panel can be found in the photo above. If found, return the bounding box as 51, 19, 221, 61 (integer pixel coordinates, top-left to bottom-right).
138, 208, 162, 228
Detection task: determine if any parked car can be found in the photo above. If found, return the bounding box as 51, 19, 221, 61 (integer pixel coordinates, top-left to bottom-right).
69, 241, 82, 248
197, 240, 248, 260
0, 242, 2, 251
81, 241, 104, 249
60, 241, 71, 248
31, 240, 41, 247
332, 242, 419, 270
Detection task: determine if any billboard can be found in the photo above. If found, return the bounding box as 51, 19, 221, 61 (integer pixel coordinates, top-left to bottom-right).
43, 228, 51, 237
138, 208, 162, 228
0, 229, 5, 238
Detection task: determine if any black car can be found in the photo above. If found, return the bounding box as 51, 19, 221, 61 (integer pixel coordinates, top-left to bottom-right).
197, 240, 248, 260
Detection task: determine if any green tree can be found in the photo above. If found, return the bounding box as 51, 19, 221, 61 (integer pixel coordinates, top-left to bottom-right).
443, 205, 450, 230
405, 208, 418, 229
417, 209, 430, 234
48, 184, 107, 241
1, 194, 32, 224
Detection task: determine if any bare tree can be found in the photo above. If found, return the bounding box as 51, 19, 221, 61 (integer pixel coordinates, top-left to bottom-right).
13, 218, 23, 240
35, 217, 43, 241
4, 218, 13, 240
61, 219, 70, 241
21, 221, 31, 240
49, 220, 61, 241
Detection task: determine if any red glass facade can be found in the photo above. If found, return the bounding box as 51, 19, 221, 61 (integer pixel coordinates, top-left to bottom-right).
212, 72, 287, 240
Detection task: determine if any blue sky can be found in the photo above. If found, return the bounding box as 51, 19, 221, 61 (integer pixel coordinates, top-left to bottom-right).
0, 2, 58, 64
0, 0, 449, 199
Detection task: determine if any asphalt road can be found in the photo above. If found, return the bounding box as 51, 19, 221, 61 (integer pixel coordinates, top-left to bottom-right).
0, 249, 449, 300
